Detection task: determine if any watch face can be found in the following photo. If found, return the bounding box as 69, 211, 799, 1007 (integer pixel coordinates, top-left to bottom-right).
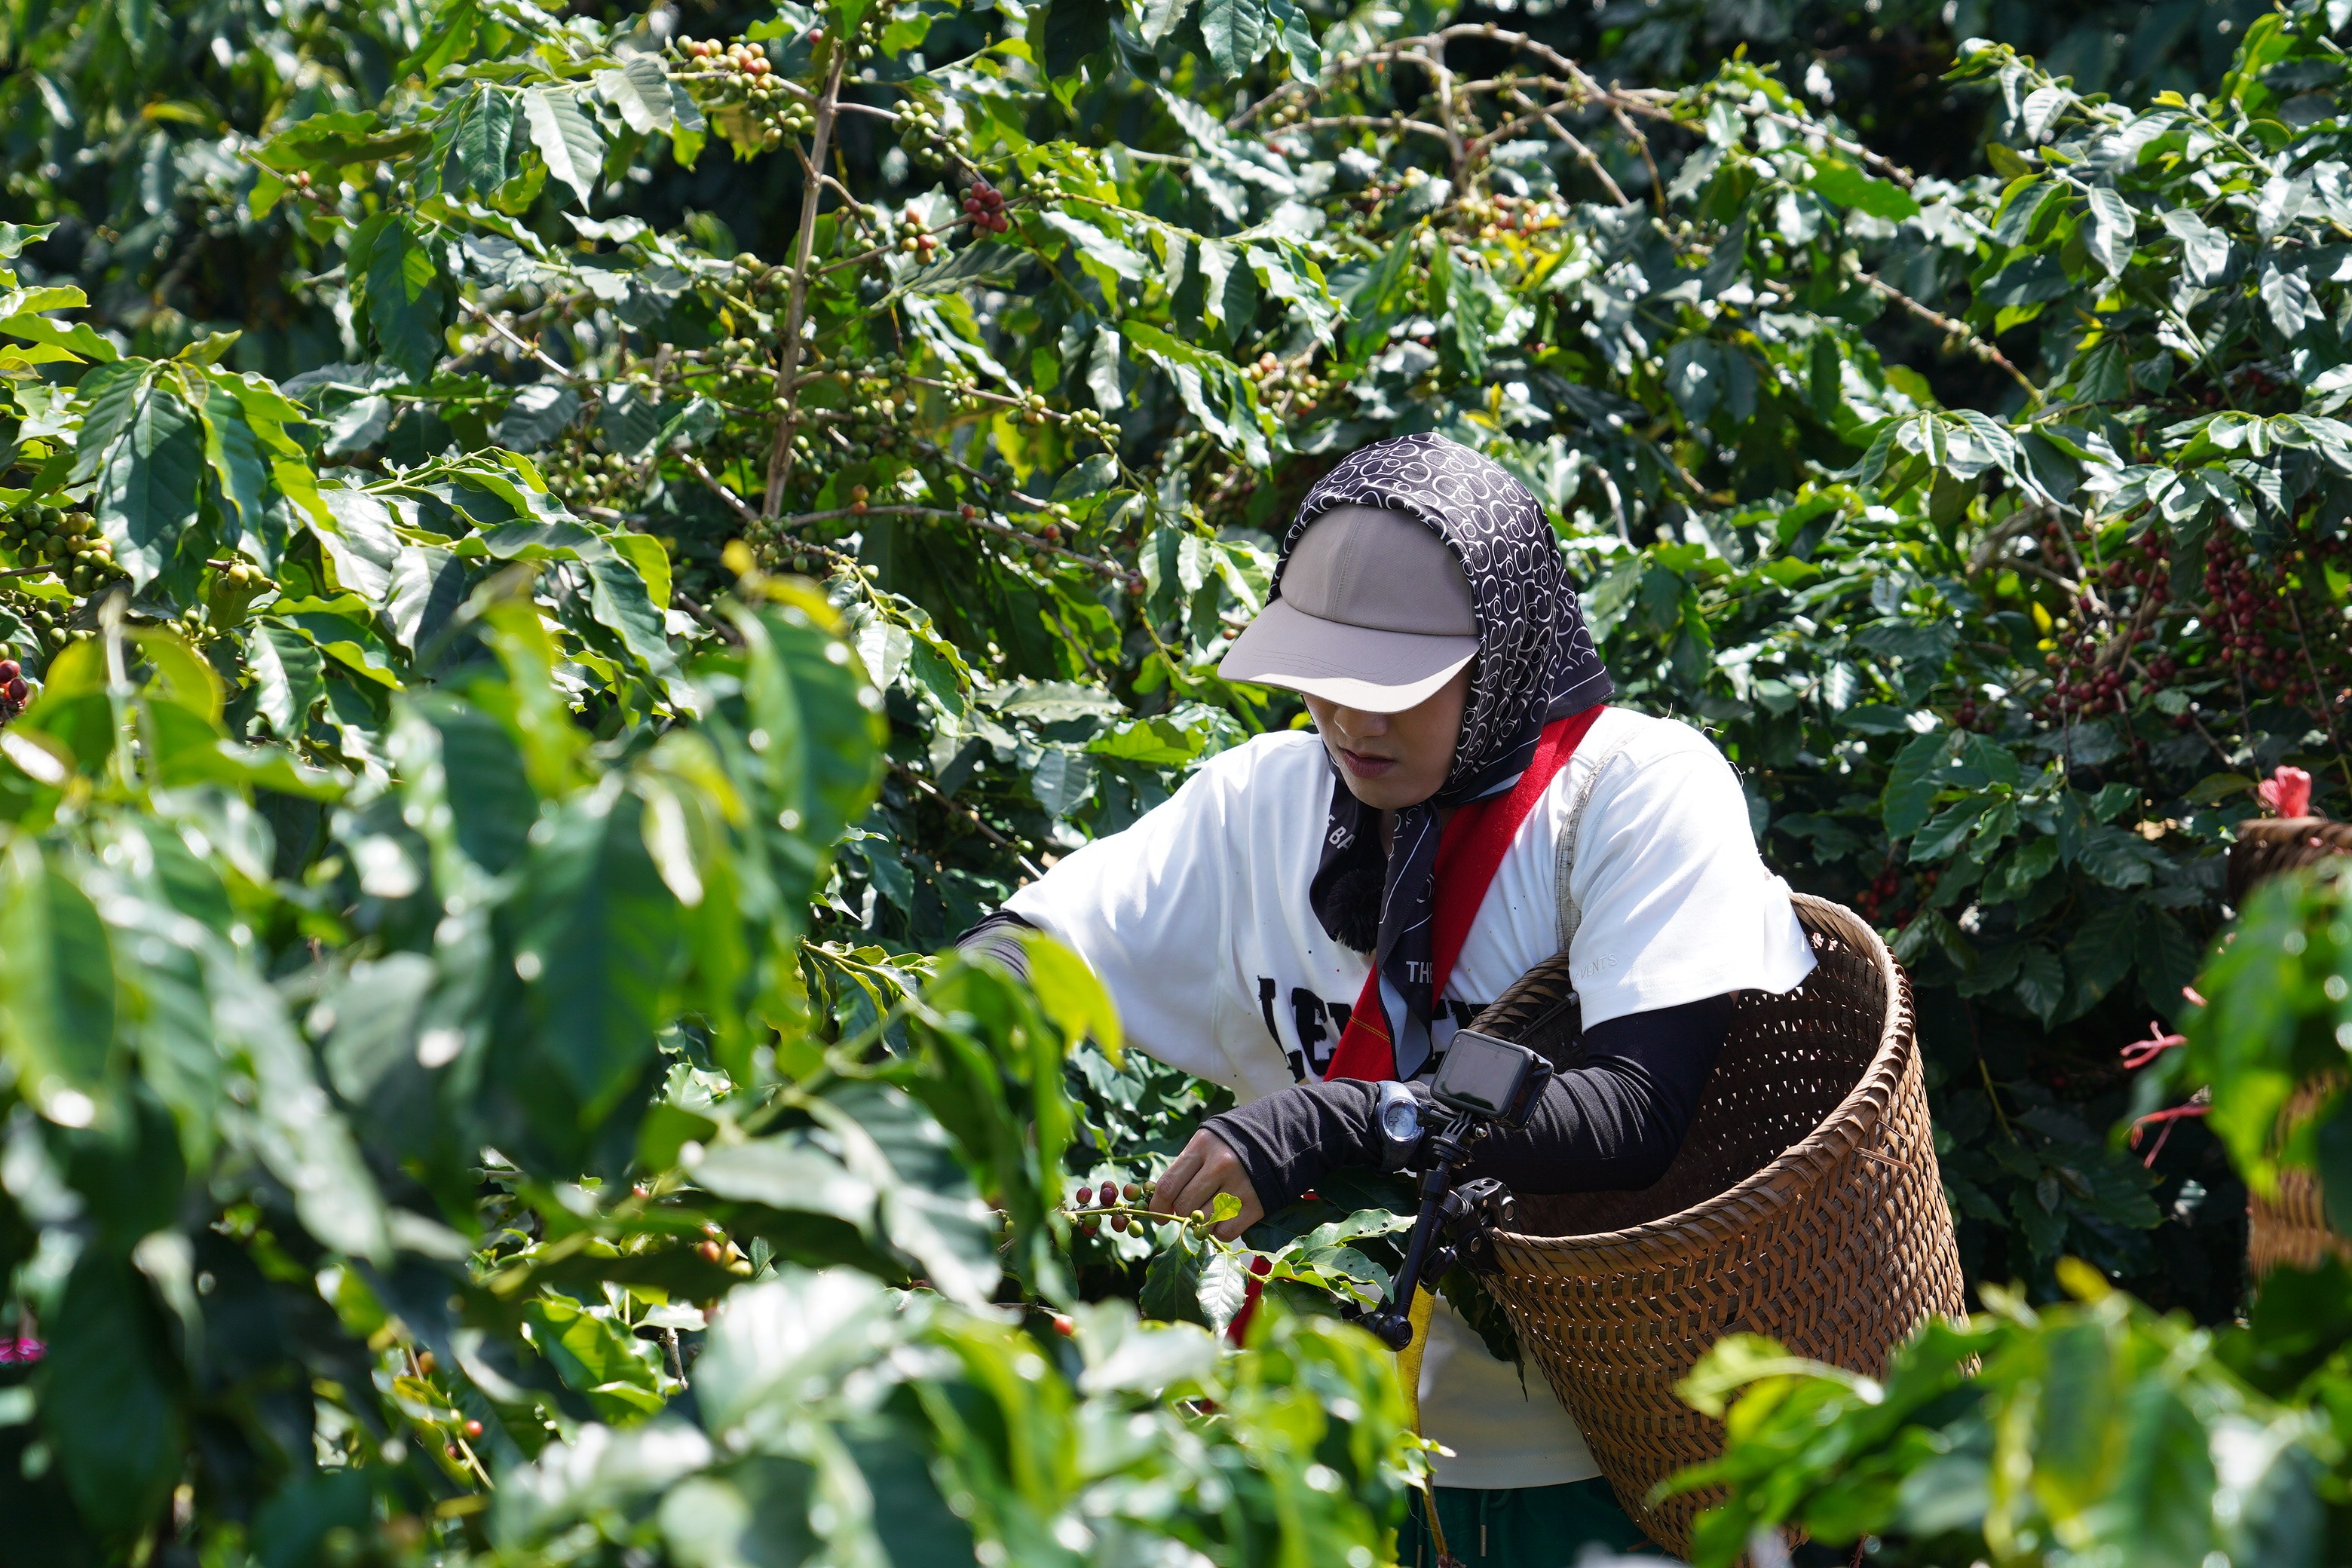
1380, 1096, 1421, 1143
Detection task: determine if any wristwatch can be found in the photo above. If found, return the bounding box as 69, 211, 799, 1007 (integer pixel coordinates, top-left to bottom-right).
1375, 1081, 1425, 1171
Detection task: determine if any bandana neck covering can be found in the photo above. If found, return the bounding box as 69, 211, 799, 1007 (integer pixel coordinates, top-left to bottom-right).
1293, 434, 1613, 1078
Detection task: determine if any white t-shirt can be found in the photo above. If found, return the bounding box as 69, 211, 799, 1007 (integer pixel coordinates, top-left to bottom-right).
1006, 706, 1815, 1487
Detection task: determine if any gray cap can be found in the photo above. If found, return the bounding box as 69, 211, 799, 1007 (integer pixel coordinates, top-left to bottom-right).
1217, 504, 1478, 712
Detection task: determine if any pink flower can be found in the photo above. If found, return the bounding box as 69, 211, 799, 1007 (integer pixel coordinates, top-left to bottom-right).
0, 1337, 44, 1364
2258, 765, 2314, 819
2119, 1021, 2187, 1069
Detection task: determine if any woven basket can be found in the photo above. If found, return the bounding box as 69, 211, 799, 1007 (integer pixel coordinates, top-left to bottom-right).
1468, 894, 1965, 1558
2230, 819, 2352, 1279
2246, 1074, 2350, 1279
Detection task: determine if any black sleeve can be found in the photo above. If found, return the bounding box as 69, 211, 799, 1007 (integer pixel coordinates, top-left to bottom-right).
1200, 992, 1736, 1209
954, 910, 1037, 978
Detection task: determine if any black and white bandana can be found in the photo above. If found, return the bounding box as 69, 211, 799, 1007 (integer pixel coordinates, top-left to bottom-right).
1291, 433, 1613, 1076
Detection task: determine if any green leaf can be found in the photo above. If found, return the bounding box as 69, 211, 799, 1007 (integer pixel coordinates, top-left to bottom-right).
1883, 731, 1955, 841
2262, 263, 2321, 339
1265, 0, 1318, 78
1122, 321, 1269, 469
271, 605, 399, 689
687, 1134, 877, 1227
1021, 931, 1122, 1059
1199, 0, 1272, 76
613, 531, 672, 614
524, 87, 605, 210
2076, 824, 2161, 889
217, 959, 390, 1260
515, 790, 684, 1125
1141, 0, 1194, 44
691, 1269, 899, 1439
2163, 208, 2231, 286
586, 553, 678, 678
1073, 1302, 1219, 1395
452, 85, 519, 194
383, 544, 468, 654
595, 56, 676, 136
723, 585, 884, 857
820, 1082, 1001, 1306
1041, 0, 1115, 75
522, 1294, 669, 1419
1910, 800, 1989, 862
1810, 158, 1922, 220
2085, 186, 2136, 277
42, 1251, 184, 1534
356, 216, 448, 382
2065, 897, 2140, 1013
93, 373, 204, 590
0, 309, 119, 363
246, 623, 325, 738
2014, 944, 2066, 1022
401, 694, 537, 876
1028, 746, 1094, 816
314, 491, 403, 602
0, 843, 118, 1123
1140, 1229, 1206, 1324
0, 222, 57, 259
1037, 209, 1147, 283
599, 383, 665, 459
497, 383, 580, 450
1197, 1248, 1251, 1333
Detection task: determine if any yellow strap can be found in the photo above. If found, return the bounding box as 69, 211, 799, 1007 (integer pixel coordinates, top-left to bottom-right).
1392, 1284, 1438, 1435
1394, 1286, 1456, 1565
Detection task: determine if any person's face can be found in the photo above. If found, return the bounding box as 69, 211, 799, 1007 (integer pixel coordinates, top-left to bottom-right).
1303, 665, 1471, 812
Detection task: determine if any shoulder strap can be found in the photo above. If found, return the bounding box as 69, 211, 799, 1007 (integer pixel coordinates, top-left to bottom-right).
1426, 704, 1605, 1001
1323, 706, 1604, 1083
1554, 721, 1637, 957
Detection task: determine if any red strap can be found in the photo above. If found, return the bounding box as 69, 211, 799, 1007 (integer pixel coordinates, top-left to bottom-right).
1323, 706, 1604, 1082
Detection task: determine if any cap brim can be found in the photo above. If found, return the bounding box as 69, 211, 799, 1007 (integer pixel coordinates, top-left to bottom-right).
1217, 598, 1478, 712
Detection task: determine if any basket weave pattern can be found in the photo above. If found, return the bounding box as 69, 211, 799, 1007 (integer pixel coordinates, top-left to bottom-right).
2228, 822, 2352, 1279
2249, 1077, 2352, 1279
1470, 896, 1965, 1557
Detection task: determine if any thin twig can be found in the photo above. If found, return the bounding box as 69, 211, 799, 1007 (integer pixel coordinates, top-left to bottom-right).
761, 47, 847, 521
1745, 104, 1919, 189
890, 761, 1044, 880
463, 298, 579, 383
1299, 113, 1453, 145
1504, 90, 1630, 207
2286, 593, 2352, 798
782, 503, 1124, 576
1611, 103, 1664, 210
679, 450, 761, 527
1860, 274, 2038, 398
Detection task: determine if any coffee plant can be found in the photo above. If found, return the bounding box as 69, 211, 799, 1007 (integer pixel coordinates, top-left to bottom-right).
1675, 861, 2352, 1567
9, 0, 2352, 1557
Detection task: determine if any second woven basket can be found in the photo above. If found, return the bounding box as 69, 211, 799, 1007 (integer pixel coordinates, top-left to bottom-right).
1468, 894, 1964, 1558
2228, 819, 2352, 1279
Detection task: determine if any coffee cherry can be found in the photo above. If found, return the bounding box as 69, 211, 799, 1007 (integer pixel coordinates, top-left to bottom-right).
698, 1239, 724, 1262
1049, 1312, 1075, 1336
1122, 1182, 1141, 1202
463, 1419, 483, 1438
1250, 1255, 1272, 1278
1110, 1213, 1129, 1233
416, 1351, 436, 1375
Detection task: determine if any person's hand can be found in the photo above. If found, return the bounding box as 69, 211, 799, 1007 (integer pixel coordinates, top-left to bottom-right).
1152, 1129, 1263, 1242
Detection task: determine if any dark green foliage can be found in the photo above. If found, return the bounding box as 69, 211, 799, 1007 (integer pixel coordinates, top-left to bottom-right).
6, 0, 2352, 1557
